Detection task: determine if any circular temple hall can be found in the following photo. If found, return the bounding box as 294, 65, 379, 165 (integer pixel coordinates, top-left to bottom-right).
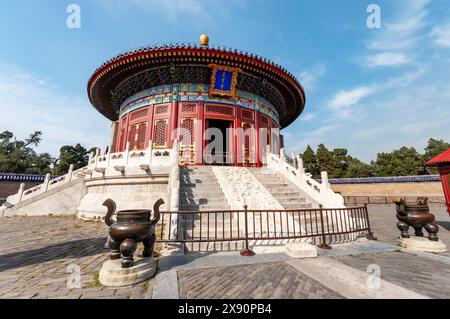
88, 35, 306, 166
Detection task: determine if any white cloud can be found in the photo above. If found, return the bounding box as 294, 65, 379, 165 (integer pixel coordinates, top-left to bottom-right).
364, 52, 414, 68
330, 86, 377, 110
431, 23, 450, 47
0, 64, 110, 157
367, 0, 431, 51
298, 63, 327, 91
102, 0, 216, 24
361, 0, 431, 69
299, 113, 317, 122
328, 67, 426, 119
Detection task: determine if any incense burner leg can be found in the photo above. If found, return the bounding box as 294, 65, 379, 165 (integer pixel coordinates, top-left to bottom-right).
108, 236, 121, 260
143, 233, 156, 258
397, 221, 410, 238
120, 238, 137, 268
425, 223, 439, 241
414, 227, 424, 237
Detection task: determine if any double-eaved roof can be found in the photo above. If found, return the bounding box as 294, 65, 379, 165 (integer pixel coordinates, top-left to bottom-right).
87, 43, 306, 128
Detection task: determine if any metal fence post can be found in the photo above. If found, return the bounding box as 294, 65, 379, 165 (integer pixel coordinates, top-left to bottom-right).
364, 204, 377, 240
240, 204, 255, 256
317, 204, 332, 249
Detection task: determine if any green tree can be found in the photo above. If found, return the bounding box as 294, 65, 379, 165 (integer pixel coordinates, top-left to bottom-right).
371, 146, 426, 176
316, 144, 335, 177
52, 144, 92, 175
302, 145, 319, 177
345, 158, 373, 178
331, 148, 350, 178
422, 138, 450, 174
0, 130, 52, 174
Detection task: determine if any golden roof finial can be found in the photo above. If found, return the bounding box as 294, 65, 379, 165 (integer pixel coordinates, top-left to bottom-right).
200, 34, 209, 47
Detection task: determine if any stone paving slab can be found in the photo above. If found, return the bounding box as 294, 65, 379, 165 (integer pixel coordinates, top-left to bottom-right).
178, 261, 344, 299
334, 251, 450, 299
0, 216, 154, 299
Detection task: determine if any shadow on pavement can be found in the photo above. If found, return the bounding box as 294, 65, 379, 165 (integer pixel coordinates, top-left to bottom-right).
0, 237, 107, 271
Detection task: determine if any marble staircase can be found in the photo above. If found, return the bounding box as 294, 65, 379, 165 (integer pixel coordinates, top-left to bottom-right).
248, 167, 315, 209
178, 166, 242, 251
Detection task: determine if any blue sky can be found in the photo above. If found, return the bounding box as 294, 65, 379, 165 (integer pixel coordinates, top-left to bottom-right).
0, 0, 449, 162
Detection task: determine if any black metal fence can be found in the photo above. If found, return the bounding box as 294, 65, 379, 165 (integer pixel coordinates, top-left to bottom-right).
344, 195, 446, 206
156, 205, 375, 253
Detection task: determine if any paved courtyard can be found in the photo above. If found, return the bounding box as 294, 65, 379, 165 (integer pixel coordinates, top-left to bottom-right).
0, 216, 153, 299
0, 204, 448, 299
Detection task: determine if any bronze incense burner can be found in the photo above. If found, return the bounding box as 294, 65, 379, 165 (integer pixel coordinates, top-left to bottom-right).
103, 198, 164, 268
395, 197, 439, 241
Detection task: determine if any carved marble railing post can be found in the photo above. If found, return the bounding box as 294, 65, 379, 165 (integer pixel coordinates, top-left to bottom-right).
291, 152, 297, 169
17, 183, 25, 203
43, 173, 51, 192
295, 155, 304, 184
171, 139, 179, 165
67, 164, 74, 182
125, 142, 130, 166
88, 151, 95, 169
280, 148, 286, 162
320, 171, 330, 193
147, 141, 153, 165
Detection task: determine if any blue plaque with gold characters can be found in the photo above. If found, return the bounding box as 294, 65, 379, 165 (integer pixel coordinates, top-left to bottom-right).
209, 64, 240, 99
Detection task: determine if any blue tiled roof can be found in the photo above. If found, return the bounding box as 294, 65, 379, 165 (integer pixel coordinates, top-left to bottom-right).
0, 173, 58, 183
323, 175, 441, 184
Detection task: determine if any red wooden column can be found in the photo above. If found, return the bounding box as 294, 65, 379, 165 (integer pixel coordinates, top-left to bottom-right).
235, 106, 242, 166
169, 100, 179, 148
255, 112, 262, 167
438, 166, 450, 214
196, 102, 205, 165
117, 114, 130, 152
145, 105, 153, 149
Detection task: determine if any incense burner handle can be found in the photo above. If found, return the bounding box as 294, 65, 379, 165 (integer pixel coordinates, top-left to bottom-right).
395, 199, 407, 216
150, 198, 164, 224
103, 199, 117, 226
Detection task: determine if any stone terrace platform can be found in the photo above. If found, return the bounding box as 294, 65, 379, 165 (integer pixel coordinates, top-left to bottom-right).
0, 205, 449, 299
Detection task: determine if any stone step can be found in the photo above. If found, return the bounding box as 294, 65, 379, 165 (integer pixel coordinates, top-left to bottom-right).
276, 197, 307, 203
281, 203, 313, 209
180, 180, 218, 185
180, 200, 227, 206
265, 188, 301, 194
261, 183, 290, 188
179, 191, 224, 198
180, 195, 224, 201
180, 204, 229, 211
180, 184, 223, 190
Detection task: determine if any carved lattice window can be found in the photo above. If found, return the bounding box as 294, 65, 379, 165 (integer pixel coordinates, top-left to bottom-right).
180, 118, 195, 164
130, 109, 148, 121
242, 122, 253, 163
136, 123, 147, 150
180, 118, 195, 146
155, 105, 168, 114
128, 125, 137, 150
182, 104, 196, 113
127, 122, 147, 150
153, 119, 168, 148
205, 104, 234, 116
